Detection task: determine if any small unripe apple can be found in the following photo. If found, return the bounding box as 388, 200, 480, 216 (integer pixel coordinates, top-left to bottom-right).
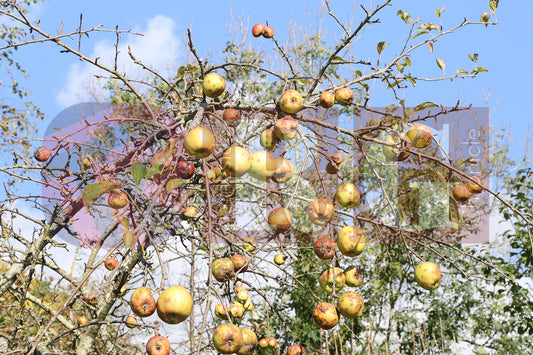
202, 73, 225, 98
319, 91, 335, 108
108, 191, 128, 209
262, 26, 274, 38
287, 344, 306, 355
407, 123, 433, 148
222, 146, 251, 178
335, 183, 361, 208
344, 266, 363, 287
118, 285, 128, 297
229, 302, 245, 318
273, 116, 298, 140
231, 254, 249, 272
104, 257, 118, 270
279, 89, 303, 114
313, 237, 336, 260
213, 323, 243, 354
156, 285, 193, 324
34, 146, 51, 162
236, 290, 249, 303
236, 328, 258, 355
414, 262, 442, 290
242, 237, 257, 253
223, 108, 241, 127
452, 185, 471, 203
274, 253, 286, 265
467, 177, 483, 194
337, 226, 366, 257
331, 152, 343, 164
313, 302, 339, 330
184, 206, 197, 218
318, 267, 346, 293
382, 133, 411, 161
267, 337, 278, 348
130, 287, 156, 317
335, 88, 354, 105
77, 315, 88, 325
259, 338, 269, 348
215, 304, 229, 319
125, 316, 137, 328
248, 150, 276, 181
78, 154, 92, 170
307, 197, 335, 226
146, 335, 171, 355
271, 158, 294, 184
243, 298, 254, 311
252, 23, 264, 37
260, 129, 280, 151
185, 127, 215, 158
176, 160, 195, 179
336, 291, 364, 318
212, 258, 235, 282
267, 207, 292, 232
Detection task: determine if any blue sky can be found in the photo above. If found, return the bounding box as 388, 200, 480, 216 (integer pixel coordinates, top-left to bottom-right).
5, 0, 532, 164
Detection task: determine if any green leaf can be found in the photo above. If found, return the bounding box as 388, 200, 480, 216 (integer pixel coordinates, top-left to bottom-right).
413, 101, 439, 113
354, 70, 362, 77
397, 10, 411, 24
123, 230, 135, 248
357, 82, 369, 91
377, 41, 390, 55
82, 181, 120, 209
471, 67, 489, 73
404, 57, 411, 68
456, 69, 468, 75
131, 162, 147, 186
468, 53, 479, 63
435, 6, 445, 18
394, 62, 405, 73
489, 0, 499, 15
166, 178, 186, 193
332, 56, 346, 62
405, 75, 416, 87
145, 165, 162, 180
412, 31, 429, 39
436, 58, 446, 71
116, 216, 130, 230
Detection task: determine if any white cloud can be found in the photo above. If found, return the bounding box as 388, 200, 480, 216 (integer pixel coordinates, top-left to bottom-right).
56, 15, 180, 107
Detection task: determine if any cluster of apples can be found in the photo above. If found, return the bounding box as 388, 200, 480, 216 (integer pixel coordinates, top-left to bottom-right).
125, 286, 193, 355
251, 23, 274, 39
452, 176, 484, 203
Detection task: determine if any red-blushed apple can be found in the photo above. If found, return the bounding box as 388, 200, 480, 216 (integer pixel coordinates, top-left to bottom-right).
279, 89, 303, 114
222, 146, 251, 178
267, 207, 292, 232
467, 177, 483, 194
271, 158, 294, 184
215, 304, 229, 320
223, 108, 241, 127
262, 26, 274, 38
344, 266, 363, 287
415, 262, 442, 290
212, 258, 235, 282
34, 146, 51, 162
130, 287, 156, 317
452, 185, 471, 202
382, 133, 411, 161
407, 123, 433, 148
336, 291, 364, 318
313, 237, 336, 260
260, 129, 280, 151
259, 338, 269, 348
242, 237, 257, 253
107, 191, 128, 210
83, 292, 99, 306
231, 254, 249, 273
156, 286, 193, 324
319, 267, 346, 293
331, 152, 343, 164
274, 253, 286, 265
319, 91, 335, 108
335, 87, 354, 105
287, 344, 306, 355
185, 127, 215, 158
146, 335, 171, 355
176, 160, 195, 179
335, 183, 361, 208
77, 315, 88, 325
125, 316, 137, 328
104, 258, 118, 270
267, 337, 278, 348
236, 328, 258, 355
312, 302, 339, 330
229, 302, 245, 319
252, 24, 264, 37
307, 197, 335, 226
337, 226, 366, 257
213, 323, 243, 354
202, 73, 225, 98
273, 116, 298, 140
248, 150, 276, 181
